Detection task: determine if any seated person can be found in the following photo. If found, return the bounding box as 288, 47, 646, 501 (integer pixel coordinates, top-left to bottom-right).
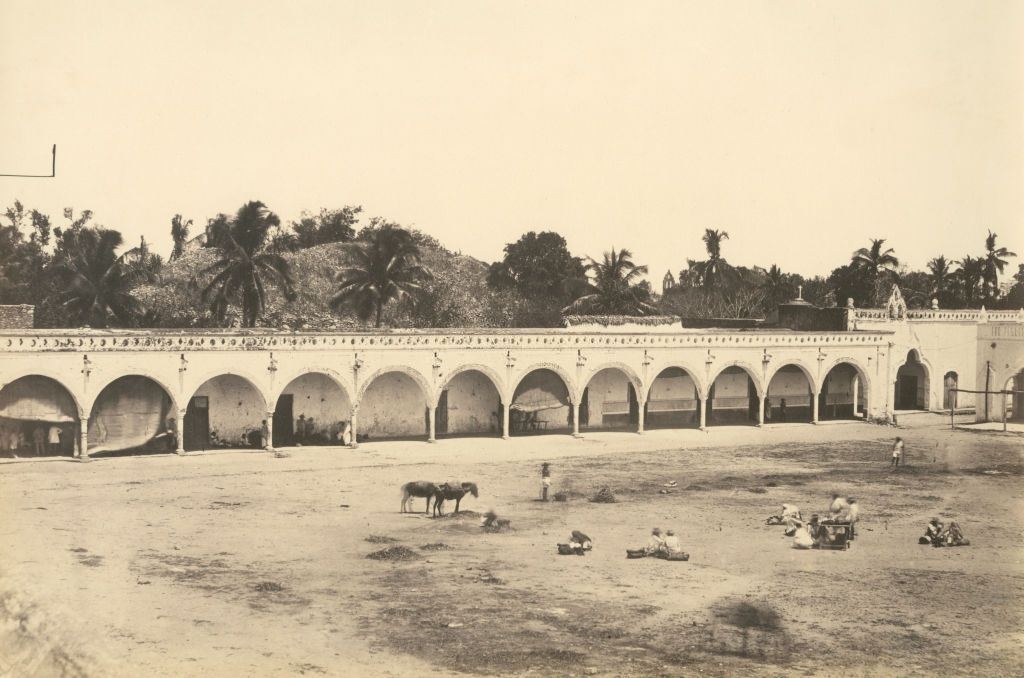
792, 521, 816, 549
919, 518, 944, 545
941, 521, 970, 547
828, 494, 849, 522
570, 530, 593, 552
644, 528, 666, 556
663, 530, 683, 555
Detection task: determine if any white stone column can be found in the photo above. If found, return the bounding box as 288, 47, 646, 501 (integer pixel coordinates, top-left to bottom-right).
572, 401, 581, 437
699, 396, 708, 430
427, 405, 436, 443
265, 412, 274, 451
852, 375, 860, 418
77, 417, 90, 461
350, 408, 359, 449
175, 410, 185, 455
757, 394, 766, 427
637, 400, 646, 434
812, 392, 820, 424
502, 401, 510, 440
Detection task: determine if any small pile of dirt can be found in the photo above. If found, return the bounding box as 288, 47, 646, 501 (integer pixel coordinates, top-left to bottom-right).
746, 487, 768, 494
476, 571, 505, 585
365, 534, 398, 544
590, 487, 617, 503
251, 581, 284, 593
420, 543, 453, 551
434, 510, 482, 520
553, 491, 569, 502
366, 546, 420, 561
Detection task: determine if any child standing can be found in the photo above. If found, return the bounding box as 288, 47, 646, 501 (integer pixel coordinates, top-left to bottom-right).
891, 437, 905, 467
541, 462, 551, 501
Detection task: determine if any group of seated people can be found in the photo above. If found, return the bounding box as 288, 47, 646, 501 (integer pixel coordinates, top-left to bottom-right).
770, 495, 860, 550
633, 527, 688, 560
919, 518, 970, 547
557, 530, 593, 555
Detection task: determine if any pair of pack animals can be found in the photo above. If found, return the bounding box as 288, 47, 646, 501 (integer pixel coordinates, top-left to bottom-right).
400, 480, 479, 516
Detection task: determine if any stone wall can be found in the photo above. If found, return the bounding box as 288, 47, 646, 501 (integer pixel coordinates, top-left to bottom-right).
442, 370, 501, 435
0, 306, 33, 330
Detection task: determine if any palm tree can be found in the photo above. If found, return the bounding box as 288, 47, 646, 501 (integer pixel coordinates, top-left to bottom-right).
691, 229, 736, 289
170, 214, 192, 260
851, 238, 899, 305
760, 264, 793, 309
982, 230, 1017, 302
926, 256, 956, 304
562, 248, 657, 315
954, 255, 985, 307
54, 227, 140, 327
200, 201, 296, 327
330, 225, 430, 327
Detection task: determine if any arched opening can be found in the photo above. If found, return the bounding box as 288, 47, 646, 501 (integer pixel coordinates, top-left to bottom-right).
359, 371, 430, 440
89, 376, 175, 456
438, 369, 502, 438
766, 365, 814, 423
895, 351, 929, 410
1005, 369, 1024, 423
645, 367, 700, 429
0, 376, 80, 458
820, 363, 867, 421
708, 366, 758, 426
184, 375, 266, 451
581, 367, 638, 431
510, 368, 571, 435
943, 372, 959, 411
273, 373, 352, 447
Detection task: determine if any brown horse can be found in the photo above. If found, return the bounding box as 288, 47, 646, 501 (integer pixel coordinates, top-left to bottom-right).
400, 481, 441, 513
433, 482, 479, 517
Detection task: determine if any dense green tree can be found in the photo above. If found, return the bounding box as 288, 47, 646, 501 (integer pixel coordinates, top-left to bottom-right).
487, 231, 586, 298
953, 256, 985, 307
760, 264, 796, 309
0, 201, 51, 305
53, 226, 140, 327
851, 238, 899, 305
291, 206, 362, 248
927, 256, 956, 306
563, 248, 656, 315
200, 201, 296, 327
690, 229, 737, 289
827, 263, 874, 308
330, 224, 430, 327
982, 230, 1016, 302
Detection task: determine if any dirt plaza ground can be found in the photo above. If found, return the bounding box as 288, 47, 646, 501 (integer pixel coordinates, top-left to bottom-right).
1, 415, 1022, 677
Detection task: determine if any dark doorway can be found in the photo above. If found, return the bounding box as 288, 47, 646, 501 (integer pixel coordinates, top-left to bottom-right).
436, 390, 449, 435
580, 387, 590, 426
273, 394, 294, 447
627, 384, 638, 426
748, 380, 759, 422
897, 376, 918, 410
184, 396, 209, 451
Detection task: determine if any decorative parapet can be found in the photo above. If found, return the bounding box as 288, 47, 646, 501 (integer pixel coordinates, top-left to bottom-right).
0, 328, 892, 353
562, 315, 681, 330
852, 308, 1023, 322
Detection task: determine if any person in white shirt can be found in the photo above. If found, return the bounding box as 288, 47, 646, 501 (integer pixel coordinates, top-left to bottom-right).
846, 498, 860, 539
891, 437, 905, 467
645, 528, 666, 555
663, 530, 682, 555
829, 494, 849, 522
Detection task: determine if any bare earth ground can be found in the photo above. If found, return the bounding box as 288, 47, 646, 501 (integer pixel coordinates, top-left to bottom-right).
1, 414, 1022, 677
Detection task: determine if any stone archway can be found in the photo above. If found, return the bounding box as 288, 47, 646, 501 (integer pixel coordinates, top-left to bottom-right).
359, 370, 431, 440
0, 376, 81, 457
184, 374, 268, 451
273, 372, 352, 447
645, 366, 702, 430
437, 368, 503, 437
895, 350, 930, 410
765, 364, 815, 423
580, 366, 640, 431
509, 368, 572, 435
820, 362, 868, 420
707, 365, 760, 426
89, 376, 176, 455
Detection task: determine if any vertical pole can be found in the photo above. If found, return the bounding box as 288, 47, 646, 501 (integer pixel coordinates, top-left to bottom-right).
78, 417, 90, 461
175, 410, 185, 455
1003, 391, 1008, 432
502, 401, 510, 440
637, 399, 646, 434
757, 394, 765, 427
812, 391, 819, 424
427, 405, 436, 443
572, 401, 581, 437
699, 396, 708, 431
265, 412, 274, 451
350, 408, 359, 449
985, 360, 991, 422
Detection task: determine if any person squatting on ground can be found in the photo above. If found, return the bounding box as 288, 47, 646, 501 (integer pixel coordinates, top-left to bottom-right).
891, 437, 905, 467
919, 518, 970, 547
569, 530, 593, 555
791, 514, 823, 549
919, 518, 944, 545
541, 462, 551, 502
645, 527, 666, 555
662, 530, 683, 556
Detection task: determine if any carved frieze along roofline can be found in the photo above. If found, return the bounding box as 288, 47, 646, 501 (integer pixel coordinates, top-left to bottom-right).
0, 328, 893, 353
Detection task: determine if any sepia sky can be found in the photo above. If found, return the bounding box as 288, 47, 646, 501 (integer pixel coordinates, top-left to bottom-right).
1, 0, 1021, 282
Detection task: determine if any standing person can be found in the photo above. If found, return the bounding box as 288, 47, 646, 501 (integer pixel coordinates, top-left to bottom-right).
306, 417, 316, 444
260, 419, 270, 449
341, 420, 352, 446
829, 493, 849, 522
779, 398, 788, 422
32, 425, 46, 456
47, 424, 62, 454
891, 437, 905, 468
296, 414, 306, 445
541, 462, 552, 501
846, 498, 860, 540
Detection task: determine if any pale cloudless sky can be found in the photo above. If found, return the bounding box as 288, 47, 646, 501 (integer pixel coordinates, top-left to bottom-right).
1, 0, 1021, 282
